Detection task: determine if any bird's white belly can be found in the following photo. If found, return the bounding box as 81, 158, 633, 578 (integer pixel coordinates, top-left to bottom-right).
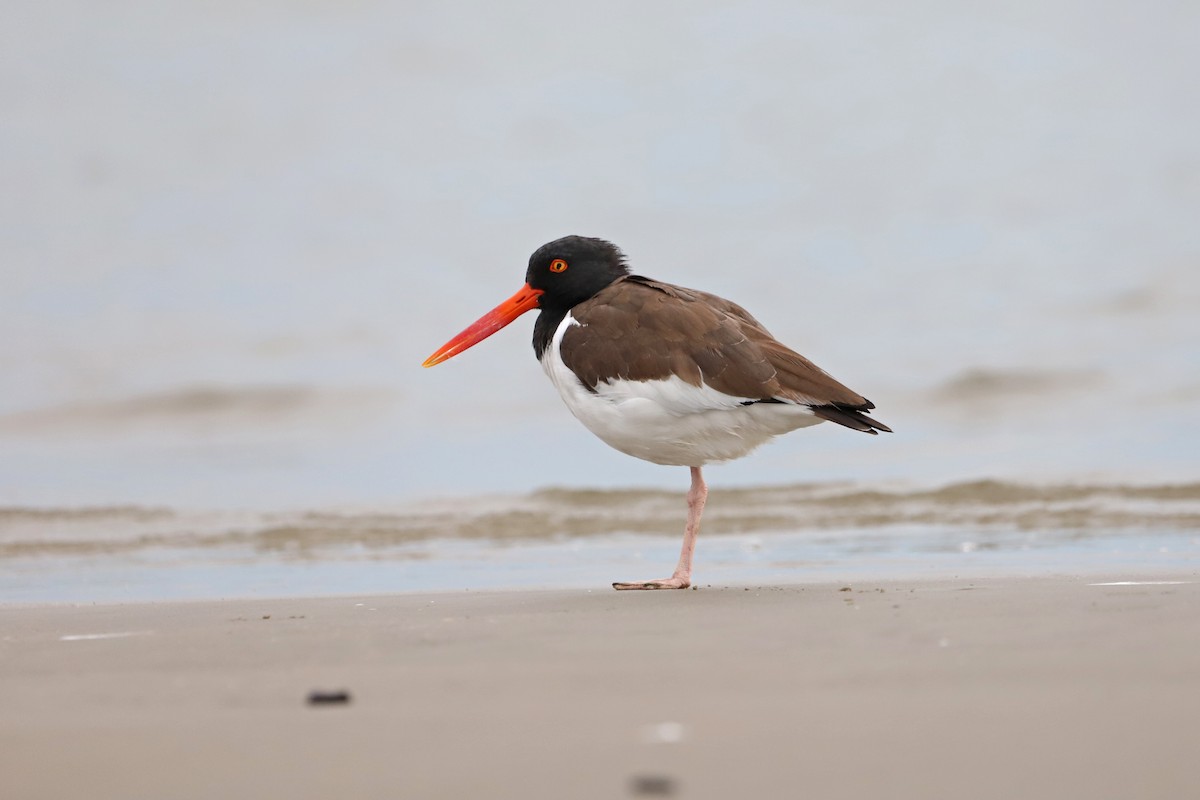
541, 314, 823, 467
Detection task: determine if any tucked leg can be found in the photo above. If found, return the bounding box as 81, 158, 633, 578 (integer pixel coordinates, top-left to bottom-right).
613, 466, 707, 590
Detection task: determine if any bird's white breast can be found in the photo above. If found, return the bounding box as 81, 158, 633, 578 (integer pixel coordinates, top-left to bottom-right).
541, 313, 823, 467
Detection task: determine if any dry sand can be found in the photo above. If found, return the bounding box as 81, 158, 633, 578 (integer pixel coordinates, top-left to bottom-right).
2, 574, 1198, 799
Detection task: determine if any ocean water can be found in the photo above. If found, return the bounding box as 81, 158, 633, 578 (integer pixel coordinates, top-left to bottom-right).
2, 480, 1198, 602
2, 3, 1198, 598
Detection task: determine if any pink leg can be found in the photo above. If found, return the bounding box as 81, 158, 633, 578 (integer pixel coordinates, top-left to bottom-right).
613, 466, 707, 591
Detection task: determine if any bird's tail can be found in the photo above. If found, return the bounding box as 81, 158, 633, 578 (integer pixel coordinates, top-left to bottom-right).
809, 403, 893, 435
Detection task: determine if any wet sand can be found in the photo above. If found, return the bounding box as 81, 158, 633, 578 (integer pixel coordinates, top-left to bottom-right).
2, 574, 1197, 799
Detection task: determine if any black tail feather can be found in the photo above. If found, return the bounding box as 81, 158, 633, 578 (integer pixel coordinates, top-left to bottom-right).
808, 403, 893, 435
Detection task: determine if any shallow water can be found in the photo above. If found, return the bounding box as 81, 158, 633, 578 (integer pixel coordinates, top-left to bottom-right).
3, 480, 1197, 602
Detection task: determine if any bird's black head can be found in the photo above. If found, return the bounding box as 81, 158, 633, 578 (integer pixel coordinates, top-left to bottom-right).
526, 236, 630, 314
422, 235, 632, 367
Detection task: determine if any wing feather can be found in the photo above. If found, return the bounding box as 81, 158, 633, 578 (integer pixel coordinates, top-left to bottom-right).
559, 276, 890, 433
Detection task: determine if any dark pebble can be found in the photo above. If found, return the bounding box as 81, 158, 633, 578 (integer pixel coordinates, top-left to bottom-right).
630, 775, 675, 796
307, 690, 351, 706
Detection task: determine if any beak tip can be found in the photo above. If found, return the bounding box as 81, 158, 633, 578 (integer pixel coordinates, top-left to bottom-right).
422, 282, 541, 371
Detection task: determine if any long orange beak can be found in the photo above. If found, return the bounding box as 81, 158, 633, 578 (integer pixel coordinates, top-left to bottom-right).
422, 283, 544, 367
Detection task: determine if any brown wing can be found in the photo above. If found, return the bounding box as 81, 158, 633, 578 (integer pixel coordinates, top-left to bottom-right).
559, 276, 891, 434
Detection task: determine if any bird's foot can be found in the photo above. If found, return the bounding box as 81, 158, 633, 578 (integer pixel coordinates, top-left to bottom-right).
612, 576, 690, 591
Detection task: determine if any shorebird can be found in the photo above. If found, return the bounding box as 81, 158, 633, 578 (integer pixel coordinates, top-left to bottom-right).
423, 236, 891, 590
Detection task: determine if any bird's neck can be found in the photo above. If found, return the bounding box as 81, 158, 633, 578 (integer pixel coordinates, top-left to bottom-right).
532, 304, 571, 361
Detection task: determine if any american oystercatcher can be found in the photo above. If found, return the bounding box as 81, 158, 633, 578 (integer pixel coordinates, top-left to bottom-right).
423, 236, 891, 590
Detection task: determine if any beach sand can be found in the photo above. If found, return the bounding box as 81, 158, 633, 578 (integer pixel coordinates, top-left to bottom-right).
2, 574, 1197, 799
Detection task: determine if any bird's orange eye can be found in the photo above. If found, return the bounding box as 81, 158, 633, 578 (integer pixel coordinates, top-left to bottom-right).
549, 259, 568, 273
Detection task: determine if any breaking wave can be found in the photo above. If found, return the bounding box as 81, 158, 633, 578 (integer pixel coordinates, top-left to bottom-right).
3, 479, 1198, 559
